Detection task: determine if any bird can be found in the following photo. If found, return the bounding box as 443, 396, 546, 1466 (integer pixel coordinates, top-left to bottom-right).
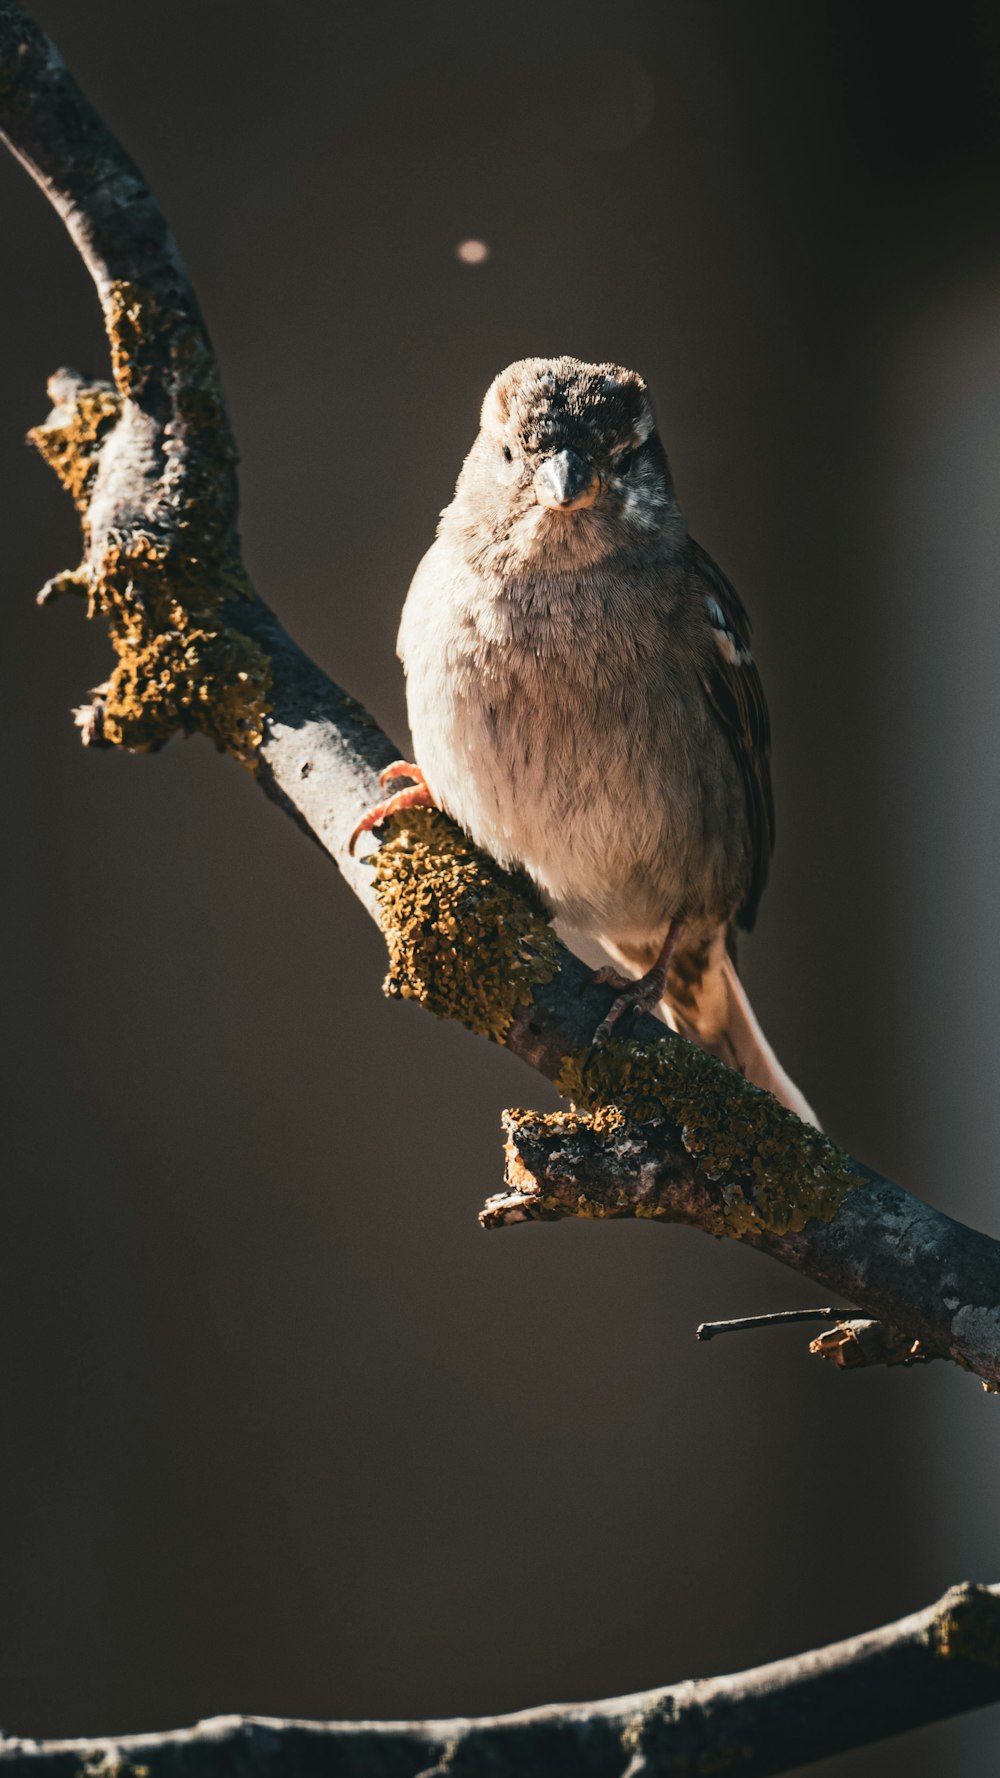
350, 355, 817, 1126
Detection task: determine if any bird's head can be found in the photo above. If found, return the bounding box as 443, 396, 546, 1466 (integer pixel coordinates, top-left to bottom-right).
444, 356, 682, 576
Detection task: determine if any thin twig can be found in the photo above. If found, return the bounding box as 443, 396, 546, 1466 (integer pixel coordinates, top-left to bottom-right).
694, 1308, 954, 1378
696, 1307, 845, 1340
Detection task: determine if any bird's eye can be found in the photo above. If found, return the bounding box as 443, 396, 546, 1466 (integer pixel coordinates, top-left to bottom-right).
502, 444, 513, 463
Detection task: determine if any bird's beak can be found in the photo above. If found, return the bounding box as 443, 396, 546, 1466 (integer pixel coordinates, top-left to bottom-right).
533, 448, 600, 512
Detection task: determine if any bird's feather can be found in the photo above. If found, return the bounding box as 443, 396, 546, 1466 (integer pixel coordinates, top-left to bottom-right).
689, 538, 775, 932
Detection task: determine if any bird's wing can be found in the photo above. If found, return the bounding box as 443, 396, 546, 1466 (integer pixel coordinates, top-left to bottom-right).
688, 537, 775, 932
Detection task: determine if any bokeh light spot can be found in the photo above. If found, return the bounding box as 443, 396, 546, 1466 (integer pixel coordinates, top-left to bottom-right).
455, 238, 490, 265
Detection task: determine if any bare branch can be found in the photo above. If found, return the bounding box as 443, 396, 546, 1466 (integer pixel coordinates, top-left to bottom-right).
691, 1306, 951, 1378
696, 1308, 845, 1338
3, 0, 1000, 1405
694, 1308, 952, 1377
0, 1583, 996, 1776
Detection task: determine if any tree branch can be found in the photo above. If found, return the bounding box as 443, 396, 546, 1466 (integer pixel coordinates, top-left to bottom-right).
0, 1583, 997, 1776
6, 5, 1000, 1769
487, 1108, 1000, 1387
692, 1308, 946, 1374
695, 1308, 845, 1338
1, 0, 997, 1424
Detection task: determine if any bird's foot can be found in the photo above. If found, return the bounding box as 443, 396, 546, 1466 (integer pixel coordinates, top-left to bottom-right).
378, 760, 426, 791
348, 762, 435, 855
588, 920, 685, 1049
590, 964, 667, 1049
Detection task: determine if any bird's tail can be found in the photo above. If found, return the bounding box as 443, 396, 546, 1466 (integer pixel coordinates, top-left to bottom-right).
603, 928, 819, 1127
662, 939, 819, 1128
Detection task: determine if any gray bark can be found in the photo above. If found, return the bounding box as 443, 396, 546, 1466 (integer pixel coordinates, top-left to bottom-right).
0, 1585, 998, 1776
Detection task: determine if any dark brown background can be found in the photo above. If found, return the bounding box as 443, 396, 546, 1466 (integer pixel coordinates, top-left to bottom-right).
2, 2, 1000, 1771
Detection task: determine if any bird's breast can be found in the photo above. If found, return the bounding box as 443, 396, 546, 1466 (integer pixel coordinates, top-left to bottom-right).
398, 550, 748, 941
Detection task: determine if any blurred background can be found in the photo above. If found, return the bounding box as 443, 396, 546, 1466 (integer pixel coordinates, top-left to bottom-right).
2, 2, 1000, 1771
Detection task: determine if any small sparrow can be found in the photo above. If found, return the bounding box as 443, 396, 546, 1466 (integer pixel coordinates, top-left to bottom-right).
352, 356, 816, 1125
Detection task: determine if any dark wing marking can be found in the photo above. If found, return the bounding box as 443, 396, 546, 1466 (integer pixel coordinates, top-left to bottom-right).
689, 537, 775, 932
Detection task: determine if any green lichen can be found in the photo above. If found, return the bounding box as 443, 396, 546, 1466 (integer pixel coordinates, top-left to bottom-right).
371, 806, 559, 1042
931, 1583, 1000, 1668
30, 280, 271, 761
555, 1037, 860, 1238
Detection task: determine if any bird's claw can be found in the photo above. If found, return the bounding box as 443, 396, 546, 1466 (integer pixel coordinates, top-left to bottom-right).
347, 764, 434, 856
579, 972, 651, 1075
591, 978, 663, 1050
379, 759, 422, 790
583, 925, 683, 1053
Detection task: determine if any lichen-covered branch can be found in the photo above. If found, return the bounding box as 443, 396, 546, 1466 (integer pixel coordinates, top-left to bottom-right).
4, 0, 1000, 1405
0, 1583, 997, 1777
490, 1105, 1000, 1387
0, 2, 270, 756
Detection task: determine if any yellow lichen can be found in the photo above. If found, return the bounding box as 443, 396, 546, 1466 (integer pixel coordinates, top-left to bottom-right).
30, 282, 271, 761
107, 281, 147, 401
371, 805, 856, 1234
86, 532, 269, 756
28, 383, 121, 513
501, 1105, 688, 1225
931, 1584, 1000, 1668
80, 1755, 150, 1778
555, 1038, 860, 1238
371, 806, 559, 1042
